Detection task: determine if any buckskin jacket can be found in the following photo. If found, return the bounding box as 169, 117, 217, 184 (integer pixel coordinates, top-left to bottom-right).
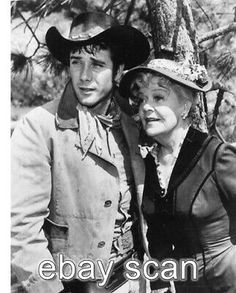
142, 127, 236, 293
11, 83, 148, 293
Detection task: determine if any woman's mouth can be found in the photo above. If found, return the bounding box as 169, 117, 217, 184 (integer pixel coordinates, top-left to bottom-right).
145, 117, 160, 123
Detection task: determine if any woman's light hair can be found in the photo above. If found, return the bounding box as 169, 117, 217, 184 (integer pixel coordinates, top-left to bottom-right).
130, 71, 197, 100
129, 71, 198, 122
130, 72, 171, 98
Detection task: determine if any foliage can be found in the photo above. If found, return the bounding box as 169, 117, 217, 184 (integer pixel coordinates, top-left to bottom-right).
11, 67, 68, 108
190, 0, 236, 141
10, 0, 236, 141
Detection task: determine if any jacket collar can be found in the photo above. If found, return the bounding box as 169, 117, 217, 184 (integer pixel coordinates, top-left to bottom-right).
56, 81, 79, 129
55, 81, 143, 165
56, 81, 122, 130
168, 127, 209, 192
145, 127, 210, 194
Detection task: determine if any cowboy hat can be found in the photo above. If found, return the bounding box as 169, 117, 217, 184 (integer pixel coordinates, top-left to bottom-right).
119, 58, 212, 97
45, 12, 150, 69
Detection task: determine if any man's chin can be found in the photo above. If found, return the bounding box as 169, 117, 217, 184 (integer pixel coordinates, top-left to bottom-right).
77, 94, 112, 111
77, 96, 97, 107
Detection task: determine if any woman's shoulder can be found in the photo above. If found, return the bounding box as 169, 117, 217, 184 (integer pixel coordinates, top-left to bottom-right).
213, 140, 236, 172
211, 139, 236, 201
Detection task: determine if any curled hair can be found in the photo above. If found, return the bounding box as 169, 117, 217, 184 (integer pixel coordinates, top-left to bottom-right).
130, 72, 171, 96
129, 71, 198, 121
128, 72, 171, 114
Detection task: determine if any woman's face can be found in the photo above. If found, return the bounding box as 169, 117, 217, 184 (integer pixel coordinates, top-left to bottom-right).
137, 75, 188, 139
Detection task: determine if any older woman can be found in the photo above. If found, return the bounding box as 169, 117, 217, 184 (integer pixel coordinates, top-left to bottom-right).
119, 59, 236, 293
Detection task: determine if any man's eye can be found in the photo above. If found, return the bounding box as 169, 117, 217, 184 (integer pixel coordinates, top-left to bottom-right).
92, 62, 104, 68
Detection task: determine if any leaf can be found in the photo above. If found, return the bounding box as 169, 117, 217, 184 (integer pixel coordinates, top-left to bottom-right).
216, 50, 236, 81
70, 0, 105, 14
11, 52, 32, 77
36, 50, 67, 75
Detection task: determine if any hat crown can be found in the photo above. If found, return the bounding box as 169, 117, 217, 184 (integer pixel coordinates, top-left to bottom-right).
119, 58, 212, 98
45, 12, 150, 69
147, 59, 209, 86
69, 12, 118, 41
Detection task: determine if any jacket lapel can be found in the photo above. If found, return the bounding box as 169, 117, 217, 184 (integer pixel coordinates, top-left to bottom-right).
120, 112, 150, 256
167, 127, 209, 194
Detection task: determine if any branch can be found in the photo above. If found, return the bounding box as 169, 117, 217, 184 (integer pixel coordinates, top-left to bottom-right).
195, 0, 214, 30
16, 9, 44, 59
26, 15, 43, 50
210, 125, 226, 142
124, 0, 136, 25
200, 41, 217, 53
209, 82, 235, 139
210, 81, 234, 95
210, 88, 225, 130
104, 0, 119, 13
199, 22, 236, 43
17, 10, 41, 46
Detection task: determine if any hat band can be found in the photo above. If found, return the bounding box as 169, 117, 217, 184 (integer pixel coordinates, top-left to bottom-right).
69, 25, 105, 41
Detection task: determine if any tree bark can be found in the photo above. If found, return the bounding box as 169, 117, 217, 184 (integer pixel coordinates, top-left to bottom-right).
146, 0, 198, 61
146, 0, 207, 131
199, 22, 236, 43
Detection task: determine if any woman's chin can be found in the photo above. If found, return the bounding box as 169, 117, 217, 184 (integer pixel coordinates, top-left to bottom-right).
144, 128, 163, 138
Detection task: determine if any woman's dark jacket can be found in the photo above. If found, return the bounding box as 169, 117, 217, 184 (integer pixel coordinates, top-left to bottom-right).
142, 127, 236, 293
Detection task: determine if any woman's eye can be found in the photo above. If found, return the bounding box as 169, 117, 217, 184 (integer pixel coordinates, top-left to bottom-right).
71, 60, 81, 65
154, 95, 163, 101
134, 96, 145, 105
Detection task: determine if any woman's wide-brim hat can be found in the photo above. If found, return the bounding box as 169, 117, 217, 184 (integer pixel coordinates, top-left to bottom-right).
119, 58, 212, 97
46, 12, 150, 69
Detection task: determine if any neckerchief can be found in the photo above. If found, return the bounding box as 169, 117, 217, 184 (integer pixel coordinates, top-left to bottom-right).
74, 84, 121, 158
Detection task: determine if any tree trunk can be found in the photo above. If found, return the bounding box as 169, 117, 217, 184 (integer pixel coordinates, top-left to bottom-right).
146, 0, 207, 131
146, 0, 198, 61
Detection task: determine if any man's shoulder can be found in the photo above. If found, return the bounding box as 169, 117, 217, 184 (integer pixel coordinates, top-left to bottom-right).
25, 98, 61, 125
12, 99, 60, 135
21, 99, 60, 123
41, 98, 60, 115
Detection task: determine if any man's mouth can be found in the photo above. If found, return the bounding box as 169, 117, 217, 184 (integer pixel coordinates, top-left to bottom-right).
79, 87, 96, 93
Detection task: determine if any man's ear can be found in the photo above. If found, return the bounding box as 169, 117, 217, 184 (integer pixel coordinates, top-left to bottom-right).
114, 64, 125, 85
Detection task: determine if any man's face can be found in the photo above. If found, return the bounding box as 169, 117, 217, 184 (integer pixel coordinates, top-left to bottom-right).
69, 47, 114, 107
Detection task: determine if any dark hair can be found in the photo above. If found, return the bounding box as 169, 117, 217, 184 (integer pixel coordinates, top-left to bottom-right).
69, 40, 125, 74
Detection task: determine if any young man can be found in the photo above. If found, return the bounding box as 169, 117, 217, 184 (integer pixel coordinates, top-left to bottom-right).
11, 12, 150, 293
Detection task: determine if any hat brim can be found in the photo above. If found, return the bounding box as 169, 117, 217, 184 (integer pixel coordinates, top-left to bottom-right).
119, 66, 212, 97
46, 26, 150, 70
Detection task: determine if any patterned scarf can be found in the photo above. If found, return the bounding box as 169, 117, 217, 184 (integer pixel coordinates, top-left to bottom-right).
76, 89, 121, 158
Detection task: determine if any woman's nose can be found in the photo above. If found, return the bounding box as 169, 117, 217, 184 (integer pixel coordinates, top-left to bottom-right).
141, 101, 154, 113
80, 64, 92, 82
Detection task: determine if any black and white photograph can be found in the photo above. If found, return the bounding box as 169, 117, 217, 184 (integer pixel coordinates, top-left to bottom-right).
11, 1, 236, 292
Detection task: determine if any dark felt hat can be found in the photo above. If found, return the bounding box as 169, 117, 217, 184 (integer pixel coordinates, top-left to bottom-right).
45, 12, 150, 69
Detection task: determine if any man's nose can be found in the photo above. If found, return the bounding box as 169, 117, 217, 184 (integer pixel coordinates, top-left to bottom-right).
80, 64, 92, 82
